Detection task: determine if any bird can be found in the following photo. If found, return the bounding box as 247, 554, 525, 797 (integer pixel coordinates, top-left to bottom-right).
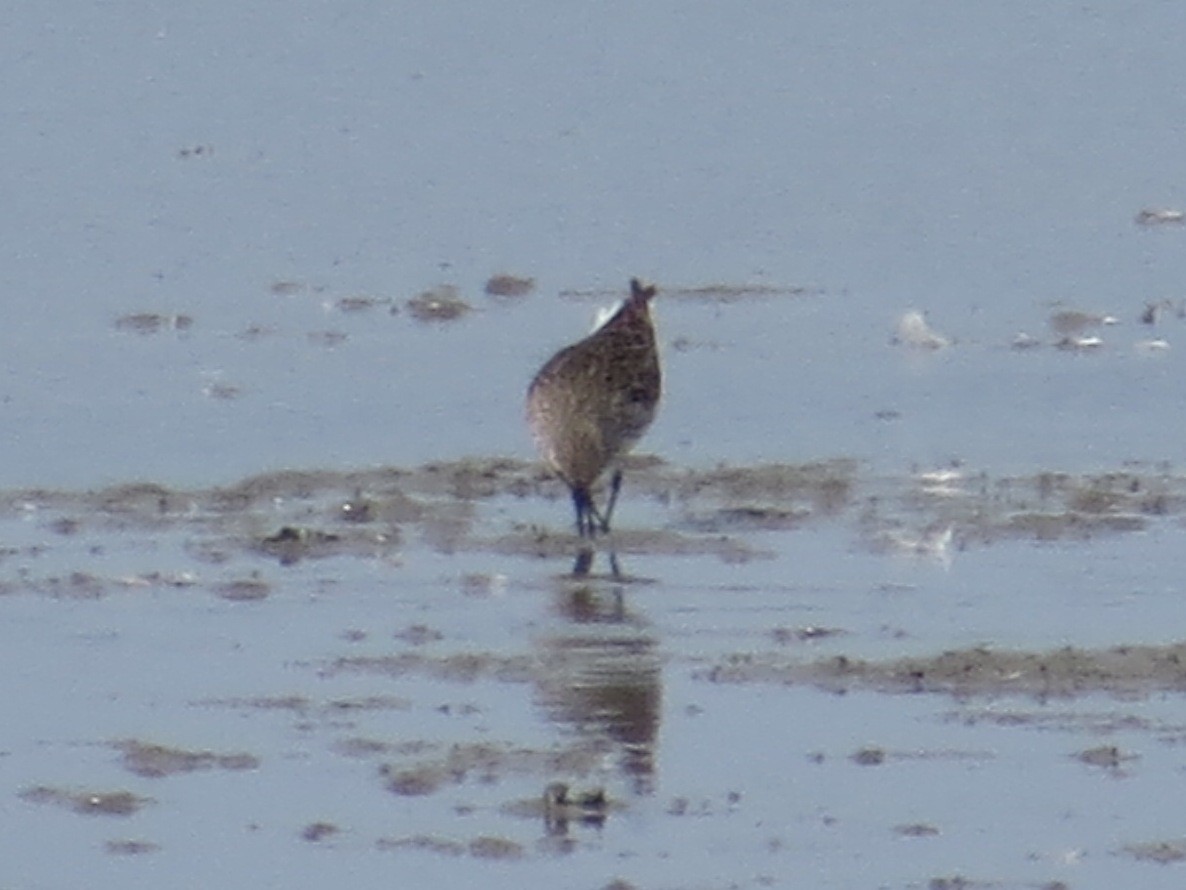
526, 278, 661, 538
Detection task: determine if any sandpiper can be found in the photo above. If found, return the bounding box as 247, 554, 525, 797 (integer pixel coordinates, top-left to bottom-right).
526, 278, 662, 538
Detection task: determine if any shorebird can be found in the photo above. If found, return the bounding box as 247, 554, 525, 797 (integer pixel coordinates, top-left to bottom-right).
526, 278, 661, 538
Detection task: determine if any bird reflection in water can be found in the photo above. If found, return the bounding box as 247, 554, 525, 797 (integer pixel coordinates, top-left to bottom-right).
535, 579, 660, 796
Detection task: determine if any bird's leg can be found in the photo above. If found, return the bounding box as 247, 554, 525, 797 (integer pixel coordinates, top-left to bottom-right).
574, 484, 618, 539
572, 487, 609, 538
598, 469, 624, 534
572, 545, 594, 577
571, 487, 593, 538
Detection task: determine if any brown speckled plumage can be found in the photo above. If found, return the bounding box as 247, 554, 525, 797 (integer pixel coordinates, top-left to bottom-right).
526, 278, 661, 537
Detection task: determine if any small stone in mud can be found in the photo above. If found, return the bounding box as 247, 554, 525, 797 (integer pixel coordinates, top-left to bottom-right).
406, 285, 471, 322
851, 746, 886, 766
301, 822, 340, 842
484, 274, 535, 297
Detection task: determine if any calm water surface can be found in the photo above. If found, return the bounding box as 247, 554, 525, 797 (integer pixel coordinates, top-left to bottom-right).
6, 3, 1186, 889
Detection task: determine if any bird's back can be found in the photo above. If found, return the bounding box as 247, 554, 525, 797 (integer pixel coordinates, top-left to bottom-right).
527, 281, 661, 490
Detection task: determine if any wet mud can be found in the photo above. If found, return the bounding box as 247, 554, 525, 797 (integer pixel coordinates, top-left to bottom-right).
4, 455, 1181, 581
702, 640, 1186, 699
9, 456, 1186, 885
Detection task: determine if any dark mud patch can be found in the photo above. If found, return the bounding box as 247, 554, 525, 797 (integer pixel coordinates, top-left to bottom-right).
844, 746, 992, 767
379, 741, 612, 799
333, 294, 393, 313
501, 782, 623, 829
105, 839, 161, 855
406, 285, 472, 322
771, 625, 847, 645
306, 329, 348, 348
664, 790, 743, 818
943, 706, 1186, 740
214, 575, 272, 601
486, 525, 769, 565
114, 312, 193, 335
1121, 838, 1186, 863
326, 651, 537, 684
301, 821, 341, 842
1075, 744, 1138, 772
251, 523, 401, 565
484, 274, 535, 298
116, 740, 260, 778
5, 458, 1186, 603
894, 822, 941, 838
20, 785, 152, 816
197, 693, 412, 717
375, 833, 525, 859
702, 641, 1186, 699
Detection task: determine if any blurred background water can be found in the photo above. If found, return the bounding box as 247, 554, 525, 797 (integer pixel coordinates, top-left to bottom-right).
5, 1, 1186, 488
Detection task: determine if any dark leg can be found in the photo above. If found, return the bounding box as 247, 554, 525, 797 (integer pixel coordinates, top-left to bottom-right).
572, 545, 594, 577
573, 485, 616, 539
599, 469, 624, 534
571, 487, 593, 538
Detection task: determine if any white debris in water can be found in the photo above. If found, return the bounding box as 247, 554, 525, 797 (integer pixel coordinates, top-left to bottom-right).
894, 311, 950, 350
1011, 332, 1042, 350
1135, 207, 1185, 226
877, 525, 954, 566
916, 468, 965, 497
1134, 338, 1171, 355
1055, 335, 1104, 351
916, 468, 961, 484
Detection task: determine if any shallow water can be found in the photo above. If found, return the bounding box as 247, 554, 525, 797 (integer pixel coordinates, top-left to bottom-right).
8, 3, 1186, 889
